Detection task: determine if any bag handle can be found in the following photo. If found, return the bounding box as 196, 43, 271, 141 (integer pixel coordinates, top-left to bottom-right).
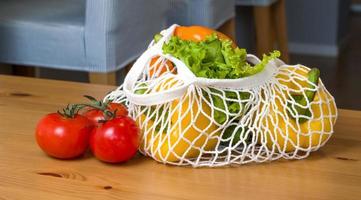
124, 24, 200, 105
123, 25, 283, 106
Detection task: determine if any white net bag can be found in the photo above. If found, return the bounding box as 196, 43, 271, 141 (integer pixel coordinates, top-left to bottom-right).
105, 25, 338, 167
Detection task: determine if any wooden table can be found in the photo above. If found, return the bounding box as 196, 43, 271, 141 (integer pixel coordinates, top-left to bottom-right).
1, 75, 361, 200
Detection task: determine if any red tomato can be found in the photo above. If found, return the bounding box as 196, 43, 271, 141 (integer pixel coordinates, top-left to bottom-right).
83, 103, 128, 125
35, 113, 94, 159
82, 109, 105, 125
90, 116, 139, 163
108, 103, 128, 116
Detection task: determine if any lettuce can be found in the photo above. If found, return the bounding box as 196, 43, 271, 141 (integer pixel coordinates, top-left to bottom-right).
162, 34, 280, 79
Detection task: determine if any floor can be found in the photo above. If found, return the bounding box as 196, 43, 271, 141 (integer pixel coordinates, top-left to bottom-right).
1, 14, 361, 111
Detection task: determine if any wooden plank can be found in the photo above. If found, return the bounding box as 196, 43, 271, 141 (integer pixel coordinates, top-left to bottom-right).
0, 75, 361, 200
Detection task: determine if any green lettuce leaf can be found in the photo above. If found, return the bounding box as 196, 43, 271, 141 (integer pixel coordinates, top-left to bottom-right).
162, 34, 280, 79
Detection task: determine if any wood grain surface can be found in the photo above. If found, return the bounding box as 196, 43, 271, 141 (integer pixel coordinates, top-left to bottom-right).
0, 75, 360, 200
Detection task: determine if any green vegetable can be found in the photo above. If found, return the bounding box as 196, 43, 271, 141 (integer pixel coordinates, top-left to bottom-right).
288, 68, 321, 123
162, 34, 280, 79
221, 125, 250, 146
134, 82, 169, 131
209, 89, 250, 124
135, 83, 149, 95
154, 33, 163, 43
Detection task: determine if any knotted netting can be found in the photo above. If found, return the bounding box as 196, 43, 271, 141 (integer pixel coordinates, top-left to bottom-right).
104, 25, 337, 167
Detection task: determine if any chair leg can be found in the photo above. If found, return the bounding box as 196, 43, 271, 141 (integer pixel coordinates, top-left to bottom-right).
34, 67, 41, 78
254, 6, 275, 58
13, 65, 35, 77
88, 72, 116, 85
0, 63, 13, 75
125, 62, 134, 74
217, 17, 236, 42
272, 0, 289, 63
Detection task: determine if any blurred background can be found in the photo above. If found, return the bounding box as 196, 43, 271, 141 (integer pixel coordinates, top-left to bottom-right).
0, 0, 360, 110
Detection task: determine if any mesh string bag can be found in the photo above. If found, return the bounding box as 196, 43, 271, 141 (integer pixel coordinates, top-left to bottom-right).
104, 25, 338, 167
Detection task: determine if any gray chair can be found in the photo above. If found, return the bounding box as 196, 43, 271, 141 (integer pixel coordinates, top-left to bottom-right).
166, 0, 236, 40
0, 0, 168, 84
236, 0, 289, 62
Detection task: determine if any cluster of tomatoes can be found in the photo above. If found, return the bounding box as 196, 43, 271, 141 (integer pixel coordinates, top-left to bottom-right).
35, 96, 139, 163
